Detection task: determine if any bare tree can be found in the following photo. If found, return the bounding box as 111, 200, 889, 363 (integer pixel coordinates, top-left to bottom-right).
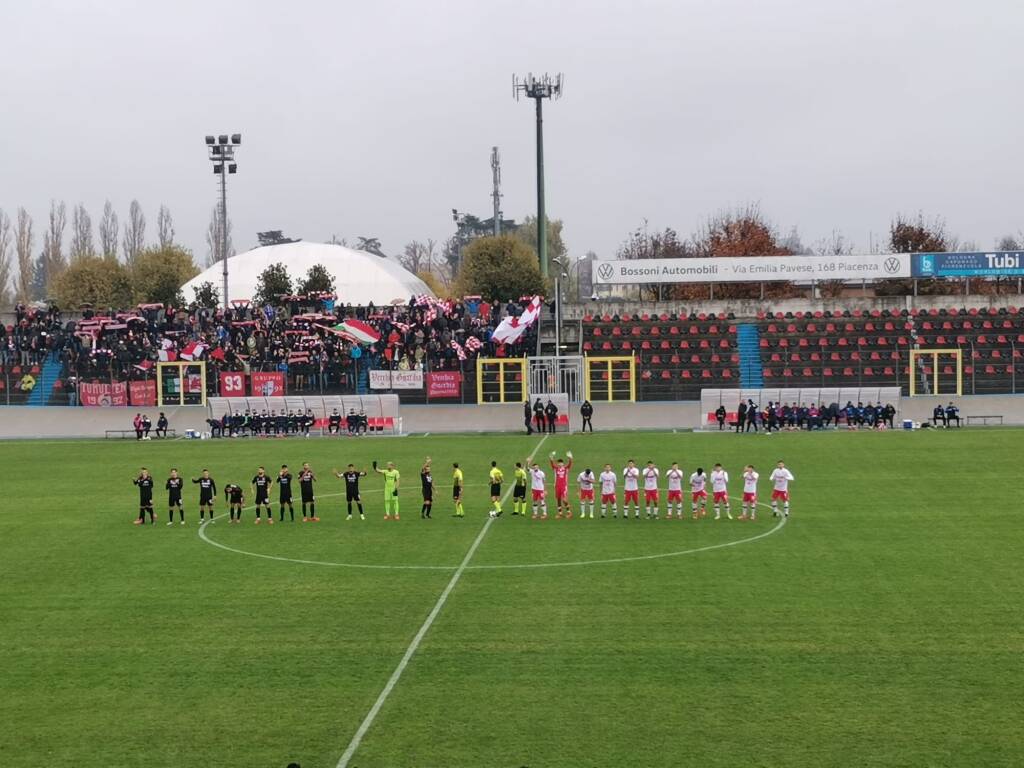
69, 204, 94, 262
204, 206, 233, 267
157, 204, 175, 248
122, 199, 146, 266
814, 230, 854, 298
398, 239, 437, 274
0, 210, 12, 307
41, 200, 68, 289
98, 201, 119, 260
15, 208, 34, 304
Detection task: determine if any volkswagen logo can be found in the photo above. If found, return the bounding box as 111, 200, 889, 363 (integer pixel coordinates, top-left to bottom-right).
597, 263, 614, 281
883, 257, 901, 274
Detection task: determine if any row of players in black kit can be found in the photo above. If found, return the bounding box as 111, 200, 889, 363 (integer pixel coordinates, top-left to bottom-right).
131, 464, 370, 525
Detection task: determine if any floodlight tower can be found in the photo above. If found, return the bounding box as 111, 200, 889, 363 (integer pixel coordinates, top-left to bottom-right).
491, 146, 502, 236
514, 73, 563, 279
204, 133, 241, 310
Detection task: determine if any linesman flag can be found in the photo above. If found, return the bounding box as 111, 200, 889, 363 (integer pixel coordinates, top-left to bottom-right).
491, 296, 543, 344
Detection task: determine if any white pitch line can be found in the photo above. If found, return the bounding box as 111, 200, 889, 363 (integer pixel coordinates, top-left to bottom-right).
334, 433, 549, 768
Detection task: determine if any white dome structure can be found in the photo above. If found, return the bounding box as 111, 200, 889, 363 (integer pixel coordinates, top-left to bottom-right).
181, 242, 433, 306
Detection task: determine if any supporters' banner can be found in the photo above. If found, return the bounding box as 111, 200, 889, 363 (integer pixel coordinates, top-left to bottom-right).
80, 381, 128, 407
219, 371, 247, 397
129, 380, 156, 407
592, 254, 911, 284
427, 371, 462, 398
251, 371, 285, 397
914, 251, 1024, 278
369, 369, 423, 390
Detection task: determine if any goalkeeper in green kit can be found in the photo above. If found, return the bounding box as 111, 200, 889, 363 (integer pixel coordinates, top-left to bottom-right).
373, 460, 401, 521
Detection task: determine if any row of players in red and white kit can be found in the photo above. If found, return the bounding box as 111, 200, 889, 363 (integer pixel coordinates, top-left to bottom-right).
527, 452, 794, 521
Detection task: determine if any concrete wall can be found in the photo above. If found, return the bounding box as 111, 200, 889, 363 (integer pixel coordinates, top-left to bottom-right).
2, 394, 1022, 439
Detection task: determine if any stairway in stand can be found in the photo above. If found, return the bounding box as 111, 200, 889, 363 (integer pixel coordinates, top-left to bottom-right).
736, 324, 764, 388
27, 358, 62, 406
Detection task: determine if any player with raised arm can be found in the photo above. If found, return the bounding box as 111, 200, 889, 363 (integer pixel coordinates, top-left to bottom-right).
769, 460, 794, 517
420, 458, 434, 519
452, 463, 465, 518
577, 466, 596, 519
739, 465, 759, 521
599, 463, 618, 518
298, 462, 318, 522
622, 459, 641, 519
488, 461, 504, 517
529, 460, 548, 520
192, 469, 217, 523
710, 463, 732, 520
665, 462, 684, 519
512, 462, 528, 516
224, 482, 244, 523
166, 468, 185, 525
252, 466, 273, 524
642, 460, 660, 519
133, 468, 155, 525
550, 451, 574, 519
373, 460, 401, 520
690, 467, 708, 519
276, 465, 294, 522
333, 464, 366, 520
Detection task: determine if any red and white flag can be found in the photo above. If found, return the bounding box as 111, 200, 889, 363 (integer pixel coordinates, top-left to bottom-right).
491, 296, 542, 344
331, 319, 381, 345
158, 338, 177, 362
180, 341, 208, 361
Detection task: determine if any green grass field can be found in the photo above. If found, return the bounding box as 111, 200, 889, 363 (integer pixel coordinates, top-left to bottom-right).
2, 428, 1022, 767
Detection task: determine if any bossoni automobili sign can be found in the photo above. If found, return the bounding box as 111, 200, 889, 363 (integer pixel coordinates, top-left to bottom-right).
913, 252, 1024, 278
592, 254, 910, 285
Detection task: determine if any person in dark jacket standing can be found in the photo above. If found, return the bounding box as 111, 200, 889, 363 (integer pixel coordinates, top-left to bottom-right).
714, 404, 727, 431
745, 399, 759, 432
524, 400, 534, 435
545, 399, 559, 434
580, 400, 594, 432
735, 401, 747, 433
533, 398, 545, 433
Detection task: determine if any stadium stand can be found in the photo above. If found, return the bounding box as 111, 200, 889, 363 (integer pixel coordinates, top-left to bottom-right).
580, 311, 740, 400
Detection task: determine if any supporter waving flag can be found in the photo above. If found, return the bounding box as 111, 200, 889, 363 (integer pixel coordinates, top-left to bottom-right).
330, 319, 381, 345
491, 296, 542, 344
180, 341, 207, 361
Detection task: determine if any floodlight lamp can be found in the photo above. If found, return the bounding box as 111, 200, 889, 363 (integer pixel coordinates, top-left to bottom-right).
213, 164, 223, 174
228, 164, 237, 174
205, 135, 215, 145
231, 133, 241, 145
218, 134, 228, 145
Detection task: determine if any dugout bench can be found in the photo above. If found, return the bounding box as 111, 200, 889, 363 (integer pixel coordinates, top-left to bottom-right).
105, 429, 177, 439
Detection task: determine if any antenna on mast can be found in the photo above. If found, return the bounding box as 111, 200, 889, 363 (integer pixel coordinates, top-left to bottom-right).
491, 147, 502, 237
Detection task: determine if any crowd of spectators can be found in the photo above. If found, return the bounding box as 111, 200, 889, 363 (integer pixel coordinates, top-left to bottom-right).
0, 295, 539, 401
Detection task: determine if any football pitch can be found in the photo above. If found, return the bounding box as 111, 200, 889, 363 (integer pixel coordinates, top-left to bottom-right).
2, 428, 1022, 767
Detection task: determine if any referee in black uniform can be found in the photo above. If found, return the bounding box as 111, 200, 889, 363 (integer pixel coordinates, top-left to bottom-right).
420, 458, 434, 519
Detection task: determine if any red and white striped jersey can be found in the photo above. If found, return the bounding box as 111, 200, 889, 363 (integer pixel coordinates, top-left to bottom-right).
599, 471, 617, 494
642, 467, 659, 490
577, 471, 595, 491
623, 467, 640, 491
743, 471, 759, 494
690, 472, 707, 492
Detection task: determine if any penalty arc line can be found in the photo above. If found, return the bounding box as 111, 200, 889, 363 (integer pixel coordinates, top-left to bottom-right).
334, 433, 550, 768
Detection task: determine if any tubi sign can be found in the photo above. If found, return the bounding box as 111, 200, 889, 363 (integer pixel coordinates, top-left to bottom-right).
914, 252, 1024, 278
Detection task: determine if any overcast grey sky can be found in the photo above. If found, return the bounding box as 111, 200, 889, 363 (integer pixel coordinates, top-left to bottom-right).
3, 0, 1023, 265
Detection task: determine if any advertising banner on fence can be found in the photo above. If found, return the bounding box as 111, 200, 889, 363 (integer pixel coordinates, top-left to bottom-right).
913, 251, 1024, 278
219, 371, 247, 397
80, 381, 128, 407
129, 380, 156, 407
426, 371, 462, 398
592, 253, 911, 285
250, 371, 285, 397
369, 370, 424, 390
